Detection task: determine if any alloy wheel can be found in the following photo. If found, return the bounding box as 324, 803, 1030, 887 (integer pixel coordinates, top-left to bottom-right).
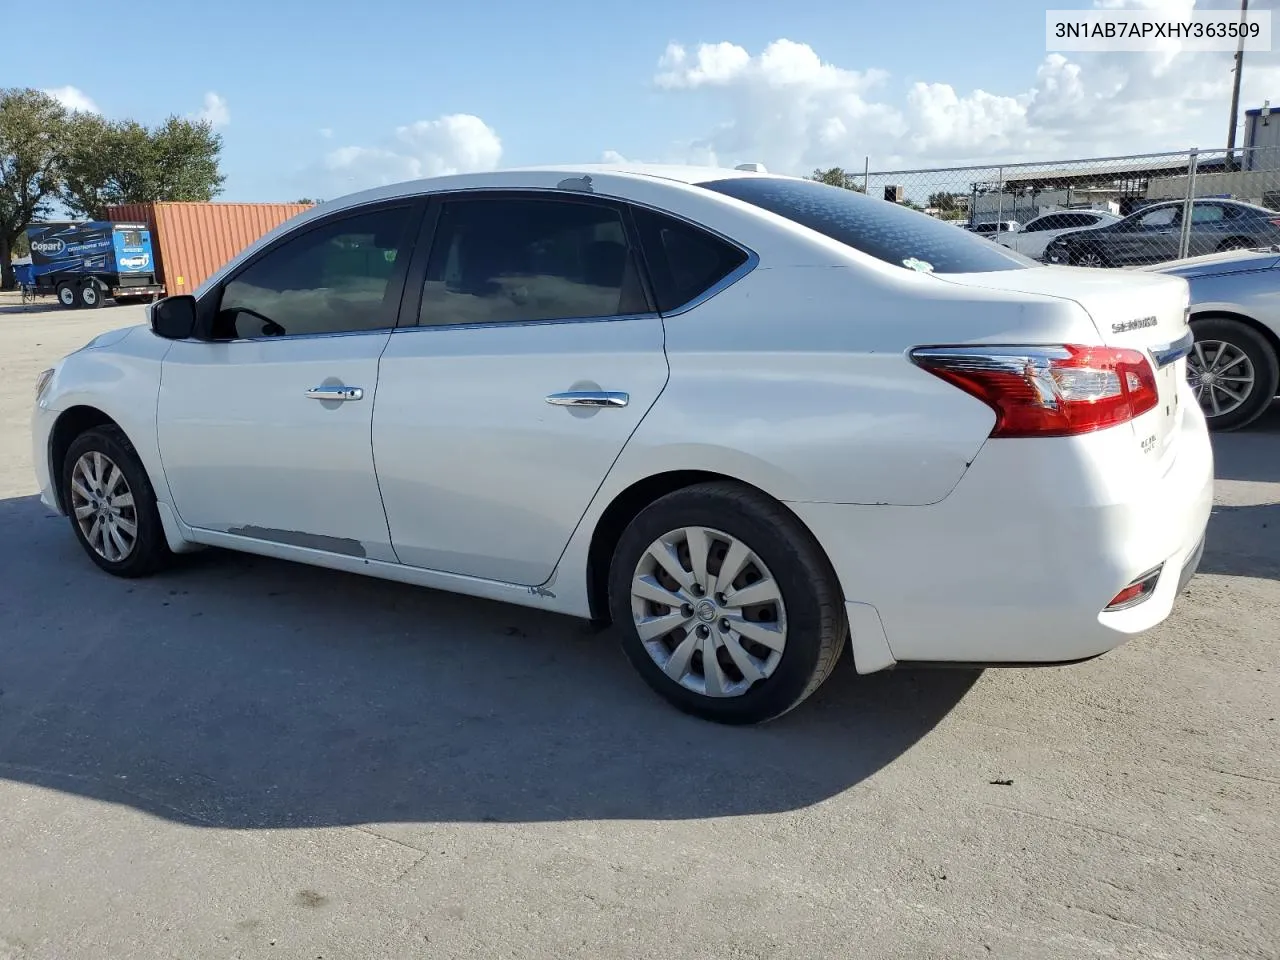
629, 526, 787, 698
70, 451, 139, 562
1188, 339, 1256, 418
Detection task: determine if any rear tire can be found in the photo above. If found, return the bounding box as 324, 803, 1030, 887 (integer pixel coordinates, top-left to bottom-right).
1217, 237, 1254, 253
607, 481, 846, 725
1188, 316, 1279, 431
61, 425, 174, 578
78, 280, 104, 309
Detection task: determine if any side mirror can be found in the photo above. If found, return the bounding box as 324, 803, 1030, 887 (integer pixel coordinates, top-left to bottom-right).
150, 295, 198, 340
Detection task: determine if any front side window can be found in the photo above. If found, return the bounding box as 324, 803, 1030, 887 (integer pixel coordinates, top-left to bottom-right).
215, 206, 412, 339
419, 196, 648, 327
1134, 206, 1178, 229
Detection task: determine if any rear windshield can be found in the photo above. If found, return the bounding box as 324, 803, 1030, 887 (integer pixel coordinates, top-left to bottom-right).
698, 176, 1032, 275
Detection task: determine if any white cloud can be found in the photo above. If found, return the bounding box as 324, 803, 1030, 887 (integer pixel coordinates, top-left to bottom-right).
649, 0, 1280, 174
319, 127, 334, 139
193, 92, 230, 129
321, 114, 502, 191
44, 86, 99, 114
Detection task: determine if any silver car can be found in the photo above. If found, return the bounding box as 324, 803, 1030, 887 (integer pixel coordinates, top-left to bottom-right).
1146, 247, 1280, 430
1046, 199, 1280, 268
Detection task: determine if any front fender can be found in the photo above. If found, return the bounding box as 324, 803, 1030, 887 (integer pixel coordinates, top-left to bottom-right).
36, 326, 175, 513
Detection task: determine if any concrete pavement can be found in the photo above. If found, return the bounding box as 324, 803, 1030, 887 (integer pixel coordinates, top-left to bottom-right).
1, 302, 1277, 959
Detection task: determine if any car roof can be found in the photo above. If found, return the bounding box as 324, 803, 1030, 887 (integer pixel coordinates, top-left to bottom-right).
313, 163, 782, 217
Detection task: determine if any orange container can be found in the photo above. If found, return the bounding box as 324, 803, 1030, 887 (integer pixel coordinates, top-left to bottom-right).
106, 201, 314, 294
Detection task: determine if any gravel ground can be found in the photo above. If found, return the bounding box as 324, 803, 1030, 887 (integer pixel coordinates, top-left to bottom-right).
1, 301, 1277, 960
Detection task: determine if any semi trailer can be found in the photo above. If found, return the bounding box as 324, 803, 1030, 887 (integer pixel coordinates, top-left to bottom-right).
22, 221, 166, 308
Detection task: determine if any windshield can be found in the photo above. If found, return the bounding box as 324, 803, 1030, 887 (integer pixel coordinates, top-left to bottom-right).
698, 176, 1033, 274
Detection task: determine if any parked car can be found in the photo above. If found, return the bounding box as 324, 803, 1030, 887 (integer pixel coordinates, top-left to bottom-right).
1144, 246, 1280, 430
999, 209, 1121, 261
967, 220, 1019, 239
31, 165, 1212, 725
1044, 198, 1280, 268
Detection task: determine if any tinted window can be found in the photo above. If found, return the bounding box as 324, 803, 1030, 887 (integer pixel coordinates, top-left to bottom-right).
1190, 204, 1226, 223
1027, 214, 1070, 232
216, 206, 411, 339
1070, 213, 1103, 227
632, 206, 748, 312
700, 177, 1030, 274
419, 196, 648, 327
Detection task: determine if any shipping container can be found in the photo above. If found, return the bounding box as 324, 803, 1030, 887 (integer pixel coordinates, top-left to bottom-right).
105, 201, 314, 295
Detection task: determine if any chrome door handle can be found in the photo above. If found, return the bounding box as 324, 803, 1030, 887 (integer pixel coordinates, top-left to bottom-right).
545, 391, 629, 408
306, 385, 364, 401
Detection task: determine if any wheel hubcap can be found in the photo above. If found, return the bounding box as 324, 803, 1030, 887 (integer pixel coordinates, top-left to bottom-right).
1188, 339, 1255, 418
630, 526, 787, 699
1080, 253, 1103, 267
70, 451, 138, 562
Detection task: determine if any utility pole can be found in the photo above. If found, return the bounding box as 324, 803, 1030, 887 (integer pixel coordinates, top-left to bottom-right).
1226, 0, 1249, 162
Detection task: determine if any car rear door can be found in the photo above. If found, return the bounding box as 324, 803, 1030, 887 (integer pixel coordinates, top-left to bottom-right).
371, 191, 672, 586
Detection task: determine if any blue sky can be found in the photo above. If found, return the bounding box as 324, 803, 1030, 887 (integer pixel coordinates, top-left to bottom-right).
8, 0, 1278, 201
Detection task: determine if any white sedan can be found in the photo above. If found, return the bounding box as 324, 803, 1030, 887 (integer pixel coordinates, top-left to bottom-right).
998, 209, 1122, 261
31, 164, 1214, 724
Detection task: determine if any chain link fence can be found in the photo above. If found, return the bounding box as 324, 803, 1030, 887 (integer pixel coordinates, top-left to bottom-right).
856, 145, 1280, 268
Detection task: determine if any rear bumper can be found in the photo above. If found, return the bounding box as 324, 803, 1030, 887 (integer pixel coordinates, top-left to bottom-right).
789, 396, 1214, 669
110, 284, 164, 297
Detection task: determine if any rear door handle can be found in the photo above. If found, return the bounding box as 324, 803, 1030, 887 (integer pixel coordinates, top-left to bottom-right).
545, 391, 629, 408
306, 385, 364, 401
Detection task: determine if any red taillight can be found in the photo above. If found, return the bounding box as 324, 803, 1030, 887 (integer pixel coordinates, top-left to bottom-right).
1268, 217, 1280, 227
910, 344, 1158, 438
1104, 566, 1163, 611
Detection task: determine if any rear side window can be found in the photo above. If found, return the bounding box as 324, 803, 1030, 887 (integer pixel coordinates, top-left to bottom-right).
699, 176, 1031, 274
631, 207, 748, 312
419, 196, 648, 327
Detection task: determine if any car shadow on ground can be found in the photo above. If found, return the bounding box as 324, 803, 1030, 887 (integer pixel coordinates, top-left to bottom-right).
1200, 402, 1280, 581
0, 494, 978, 829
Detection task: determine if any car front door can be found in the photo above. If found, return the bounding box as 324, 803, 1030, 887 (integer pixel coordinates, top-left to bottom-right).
157, 201, 423, 561
372, 192, 745, 586
1112, 204, 1181, 265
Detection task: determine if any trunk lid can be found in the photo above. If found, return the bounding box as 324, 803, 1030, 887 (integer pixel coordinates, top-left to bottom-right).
934, 266, 1192, 465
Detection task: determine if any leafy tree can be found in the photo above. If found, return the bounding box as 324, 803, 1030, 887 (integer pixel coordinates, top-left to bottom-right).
928, 191, 965, 213
295, 197, 319, 205
0, 88, 68, 290
61, 114, 225, 219
809, 167, 865, 192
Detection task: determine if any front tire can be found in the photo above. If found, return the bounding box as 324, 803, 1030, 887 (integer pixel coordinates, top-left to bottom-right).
608, 482, 846, 725
56, 281, 78, 309
62, 425, 173, 577
1188, 317, 1280, 431
1073, 247, 1109, 268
